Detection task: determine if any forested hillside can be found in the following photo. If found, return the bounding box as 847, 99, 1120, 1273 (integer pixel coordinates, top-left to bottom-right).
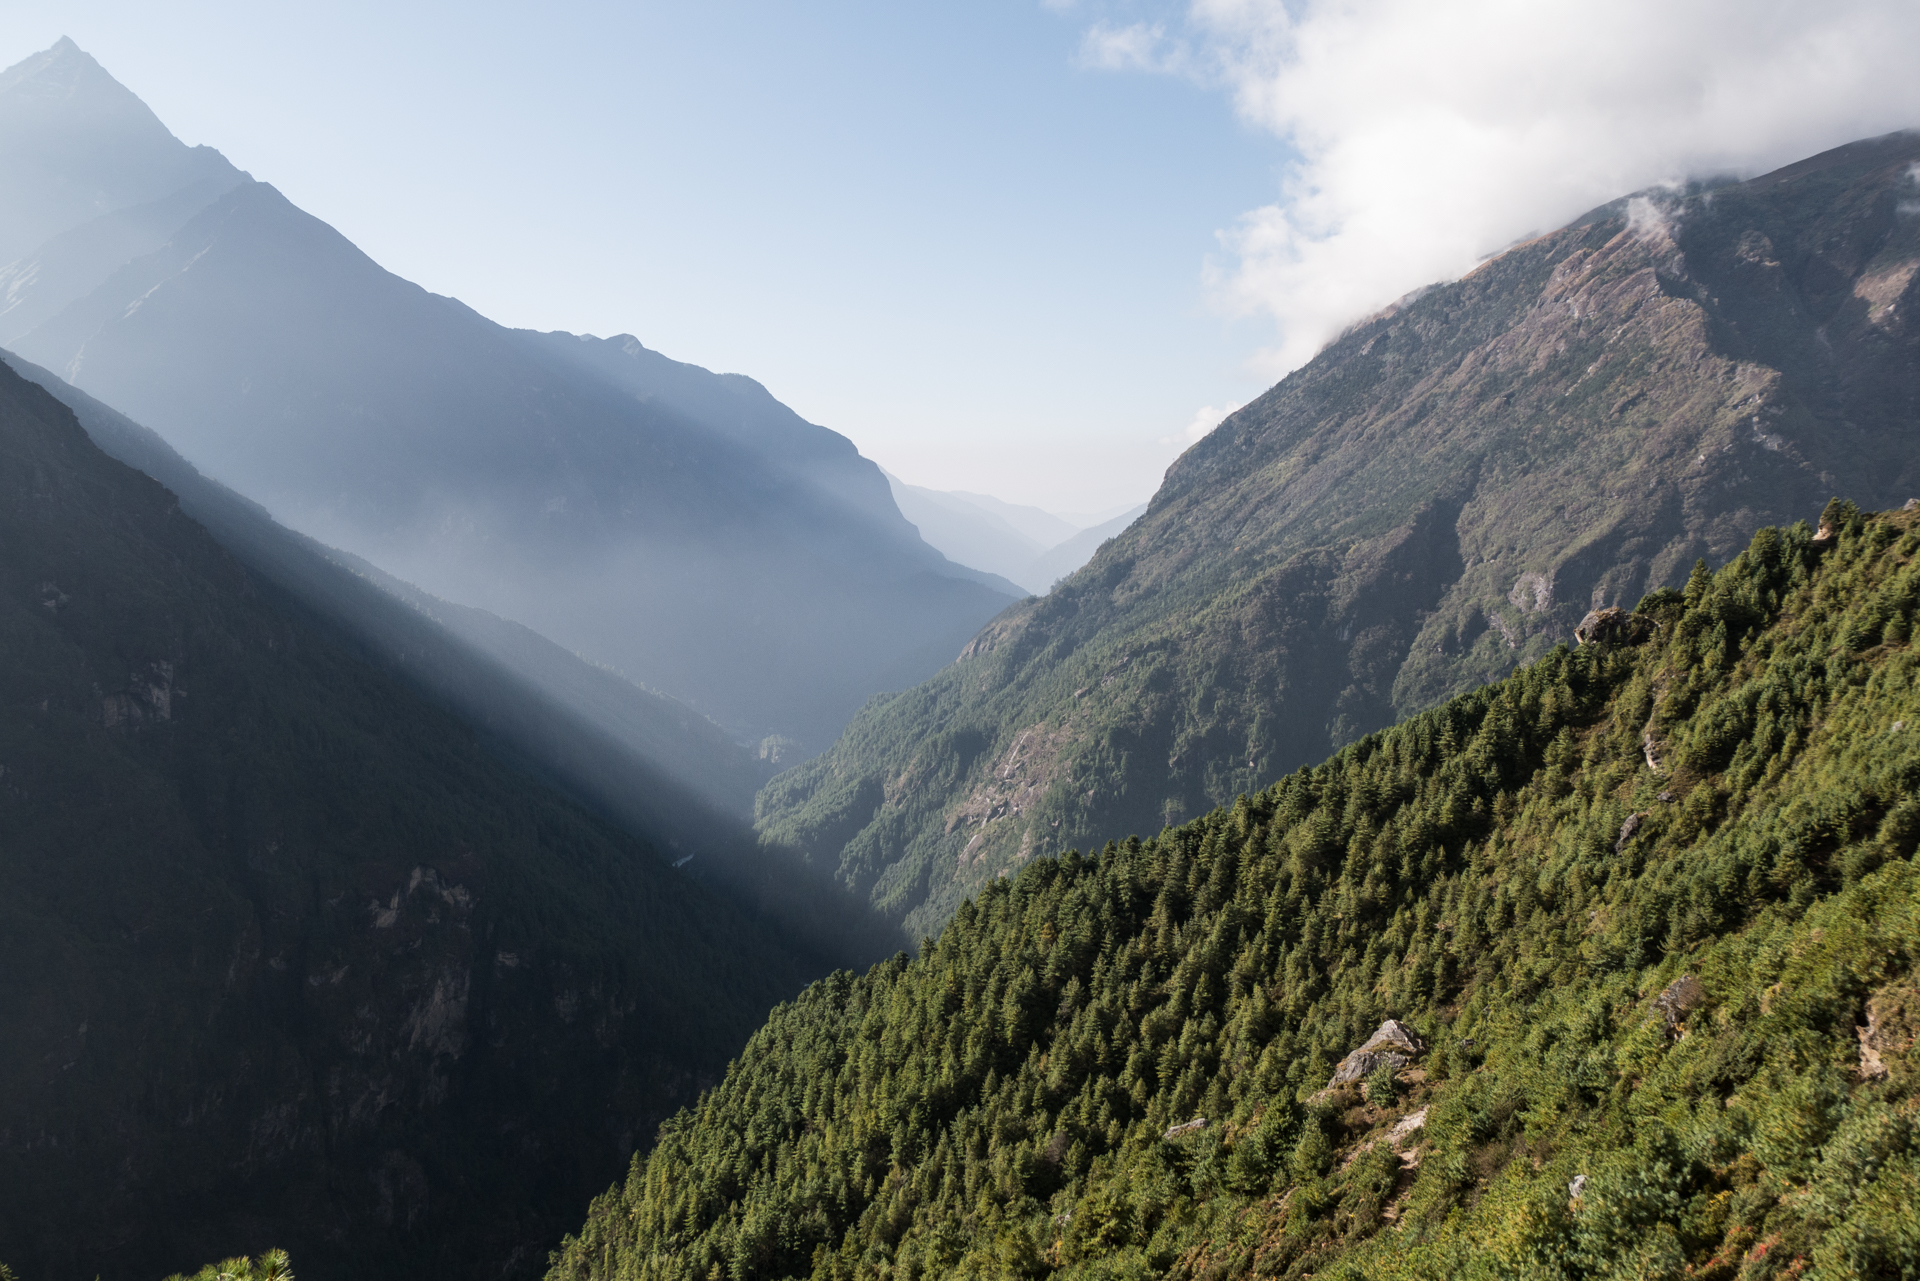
757, 131, 1920, 940
554, 499, 1920, 1280
0, 358, 819, 1279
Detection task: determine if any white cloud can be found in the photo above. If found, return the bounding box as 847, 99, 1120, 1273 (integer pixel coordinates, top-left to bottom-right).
1078, 22, 1177, 73
1162, 402, 1242, 445
1104, 0, 1920, 375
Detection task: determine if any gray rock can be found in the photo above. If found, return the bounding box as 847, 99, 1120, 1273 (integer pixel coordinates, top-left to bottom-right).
1575, 606, 1654, 647
1329, 1018, 1428, 1086
1653, 974, 1707, 1030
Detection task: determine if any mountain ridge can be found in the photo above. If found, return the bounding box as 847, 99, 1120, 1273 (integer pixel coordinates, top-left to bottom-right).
0, 39, 1015, 753
754, 129, 1920, 940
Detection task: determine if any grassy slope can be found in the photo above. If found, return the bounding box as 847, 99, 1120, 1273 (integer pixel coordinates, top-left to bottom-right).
0, 360, 816, 1279
756, 132, 1920, 943
553, 500, 1920, 1280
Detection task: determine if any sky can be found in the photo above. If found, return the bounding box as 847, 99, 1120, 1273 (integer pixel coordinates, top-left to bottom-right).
6, 0, 1919, 514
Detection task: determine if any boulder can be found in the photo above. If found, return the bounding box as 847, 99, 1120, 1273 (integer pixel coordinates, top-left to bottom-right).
1574, 606, 1654, 647
1652, 974, 1706, 1030
1328, 1019, 1428, 1086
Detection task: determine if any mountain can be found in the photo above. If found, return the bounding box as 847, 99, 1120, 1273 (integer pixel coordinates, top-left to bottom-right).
944, 489, 1081, 548
0, 349, 772, 820
886, 474, 1145, 596
755, 131, 1920, 940
0, 37, 241, 270
1024, 503, 1148, 593
1, 344, 900, 970
886, 476, 1053, 594
0, 39, 1015, 753
552, 499, 1920, 1281
0, 356, 829, 1281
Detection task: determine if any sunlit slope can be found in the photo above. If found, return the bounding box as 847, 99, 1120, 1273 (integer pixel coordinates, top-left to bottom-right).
758, 131, 1920, 940
0, 359, 816, 1281
555, 500, 1920, 1280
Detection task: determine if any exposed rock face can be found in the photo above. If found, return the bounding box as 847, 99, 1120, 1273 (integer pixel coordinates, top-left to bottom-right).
1653, 974, 1708, 1031
757, 132, 1920, 941
1575, 606, 1655, 647
1328, 1019, 1429, 1086
1857, 980, 1917, 1081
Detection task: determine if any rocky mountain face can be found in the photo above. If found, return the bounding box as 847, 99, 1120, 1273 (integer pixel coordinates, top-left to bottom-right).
0, 357, 824, 1281
0, 39, 1013, 753
757, 132, 1920, 940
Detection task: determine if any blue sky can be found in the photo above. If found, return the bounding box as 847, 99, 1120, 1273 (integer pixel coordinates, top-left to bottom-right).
9, 0, 1918, 514
4, 1, 1288, 514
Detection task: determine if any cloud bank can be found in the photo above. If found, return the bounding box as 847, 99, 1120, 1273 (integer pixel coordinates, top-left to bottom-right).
1162, 402, 1243, 445
1088, 0, 1920, 375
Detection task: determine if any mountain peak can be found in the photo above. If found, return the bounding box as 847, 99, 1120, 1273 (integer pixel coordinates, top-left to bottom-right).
0, 37, 240, 265
0, 36, 116, 97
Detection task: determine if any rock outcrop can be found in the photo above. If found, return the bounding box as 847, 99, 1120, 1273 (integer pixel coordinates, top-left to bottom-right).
1574, 607, 1655, 647
1328, 1019, 1428, 1086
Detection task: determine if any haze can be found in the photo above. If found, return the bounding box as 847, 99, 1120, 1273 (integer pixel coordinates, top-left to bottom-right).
6, 0, 1917, 513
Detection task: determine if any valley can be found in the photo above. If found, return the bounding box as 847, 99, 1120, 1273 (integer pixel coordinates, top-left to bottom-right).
1, 26, 1917, 1281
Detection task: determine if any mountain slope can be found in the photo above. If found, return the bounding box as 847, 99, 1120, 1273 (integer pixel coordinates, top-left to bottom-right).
0, 40, 1014, 752
886, 474, 1054, 595
756, 131, 1920, 940
1, 345, 899, 983
0, 348, 771, 820
885, 475, 1139, 597
5, 345, 771, 810
1024, 503, 1148, 594
0, 356, 821, 1281
552, 499, 1920, 1281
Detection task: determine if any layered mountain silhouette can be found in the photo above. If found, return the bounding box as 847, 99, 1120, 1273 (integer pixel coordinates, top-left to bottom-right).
758, 131, 1920, 939
0, 356, 827, 1281
885, 472, 1147, 596
0, 38, 1015, 753
0, 348, 900, 969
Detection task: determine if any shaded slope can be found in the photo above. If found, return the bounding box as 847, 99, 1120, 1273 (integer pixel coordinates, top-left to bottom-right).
1, 347, 899, 977
552, 499, 1920, 1281
0, 348, 770, 819
0, 358, 820, 1281
757, 131, 1920, 940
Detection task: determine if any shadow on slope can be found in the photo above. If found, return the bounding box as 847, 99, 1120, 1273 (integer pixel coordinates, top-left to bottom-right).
2, 349, 902, 971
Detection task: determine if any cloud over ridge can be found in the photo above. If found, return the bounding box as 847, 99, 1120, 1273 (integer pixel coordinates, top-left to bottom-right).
1090, 0, 1920, 375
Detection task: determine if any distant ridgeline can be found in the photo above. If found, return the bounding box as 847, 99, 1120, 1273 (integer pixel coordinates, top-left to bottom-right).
553, 501, 1920, 1280
756, 131, 1920, 942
